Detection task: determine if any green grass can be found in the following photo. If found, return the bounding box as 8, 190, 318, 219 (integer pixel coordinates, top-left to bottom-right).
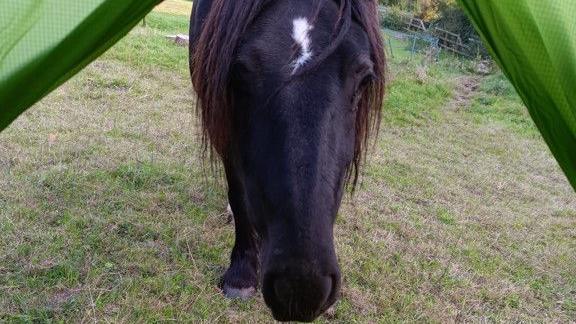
1, 11, 575, 323
102, 13, 190, 72
467, 73, 539, 137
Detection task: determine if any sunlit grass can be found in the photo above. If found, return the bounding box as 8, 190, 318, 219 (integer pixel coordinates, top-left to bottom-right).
153, 0, 192, 17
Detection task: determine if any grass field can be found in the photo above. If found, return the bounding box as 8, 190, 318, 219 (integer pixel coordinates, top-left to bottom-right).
1, 10, 575, 323
154, 0, 192, 16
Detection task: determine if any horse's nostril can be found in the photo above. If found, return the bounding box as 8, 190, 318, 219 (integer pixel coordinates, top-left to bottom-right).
323, 273, 340, 310
272, 277, 294, 303
264, 273, 337, 322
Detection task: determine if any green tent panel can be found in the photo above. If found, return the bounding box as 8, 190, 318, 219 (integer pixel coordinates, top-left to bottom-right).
0, 0, 160, 130
457, 0, 576, 190
0, 0, 575, 190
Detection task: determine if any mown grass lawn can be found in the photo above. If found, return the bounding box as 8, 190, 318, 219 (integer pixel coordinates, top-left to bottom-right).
1, 11, 575, 323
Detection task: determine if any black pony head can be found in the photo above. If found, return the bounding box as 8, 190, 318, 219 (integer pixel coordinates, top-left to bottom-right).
191, 0, 385, 321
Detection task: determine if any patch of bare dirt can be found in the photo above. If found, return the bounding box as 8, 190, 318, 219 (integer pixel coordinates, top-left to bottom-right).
49, 288, 80, 311
448, 76, 482, 111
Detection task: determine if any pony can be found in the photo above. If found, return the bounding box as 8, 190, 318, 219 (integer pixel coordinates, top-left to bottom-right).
190, 0, 385, 321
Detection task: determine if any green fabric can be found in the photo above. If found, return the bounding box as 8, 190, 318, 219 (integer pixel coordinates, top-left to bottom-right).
458, 0, 576, 190
0, 0, 160, 131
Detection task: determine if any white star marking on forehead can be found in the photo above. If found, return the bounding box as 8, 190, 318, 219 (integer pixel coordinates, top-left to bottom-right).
291, 17, 313, 74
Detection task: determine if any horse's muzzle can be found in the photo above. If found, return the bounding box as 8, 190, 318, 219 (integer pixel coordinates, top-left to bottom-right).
262, 268, 340, 322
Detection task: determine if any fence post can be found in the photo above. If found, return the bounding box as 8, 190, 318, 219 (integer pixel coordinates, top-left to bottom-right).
411, 36, 417, 59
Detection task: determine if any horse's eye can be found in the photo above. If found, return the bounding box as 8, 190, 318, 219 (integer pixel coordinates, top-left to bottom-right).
359, 73, 375, 89
232, 62, 251, 78
351, 74, 374, 107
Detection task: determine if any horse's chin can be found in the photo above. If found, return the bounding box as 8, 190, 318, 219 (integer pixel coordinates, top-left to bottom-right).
222, 285, 256, 299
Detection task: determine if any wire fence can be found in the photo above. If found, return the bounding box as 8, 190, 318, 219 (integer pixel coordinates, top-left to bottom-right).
379, 5, 490, 64
383, 28, 439, 62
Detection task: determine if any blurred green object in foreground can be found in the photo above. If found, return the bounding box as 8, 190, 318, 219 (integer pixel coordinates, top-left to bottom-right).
458, 0, 576, 190
0, 0, 160, 130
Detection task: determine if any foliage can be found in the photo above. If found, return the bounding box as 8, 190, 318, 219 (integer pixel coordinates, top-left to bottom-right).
379, 0, 473, 32
379, 6, 411, 30
379, 0, 419, 12
432, 0, 478, 44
